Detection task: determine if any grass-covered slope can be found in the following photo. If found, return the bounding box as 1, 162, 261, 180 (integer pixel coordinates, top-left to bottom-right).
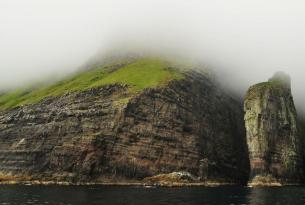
0, 58, 183, 110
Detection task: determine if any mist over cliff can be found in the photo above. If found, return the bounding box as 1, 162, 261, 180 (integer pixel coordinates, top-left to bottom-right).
0, 0, 304, 111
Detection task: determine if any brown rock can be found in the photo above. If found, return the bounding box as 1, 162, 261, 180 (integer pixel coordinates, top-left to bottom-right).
0, 71, 249, 184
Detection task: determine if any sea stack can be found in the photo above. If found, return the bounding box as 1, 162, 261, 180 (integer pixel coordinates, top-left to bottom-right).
244, 71, 303, 185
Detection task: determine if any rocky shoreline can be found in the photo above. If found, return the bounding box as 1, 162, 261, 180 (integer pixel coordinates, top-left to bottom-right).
0, 172, 297, 187
1, 179, 300, 187
0, 171, 237, 187
0, 180, 236, 187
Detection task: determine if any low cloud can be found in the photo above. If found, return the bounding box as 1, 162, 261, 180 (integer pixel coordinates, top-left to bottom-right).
0, 0, 304, 110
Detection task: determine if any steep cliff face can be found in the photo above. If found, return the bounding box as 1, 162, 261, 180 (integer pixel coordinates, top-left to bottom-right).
0, 63, 249, 184
244, 72, 303, 185
298, 115, 305, 181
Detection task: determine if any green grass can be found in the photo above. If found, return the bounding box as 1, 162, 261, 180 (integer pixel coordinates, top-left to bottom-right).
0, 58, 183, 110
90, 58, 182, 91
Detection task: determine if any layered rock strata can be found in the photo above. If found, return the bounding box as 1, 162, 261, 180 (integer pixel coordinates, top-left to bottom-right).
0, 71, 249, 184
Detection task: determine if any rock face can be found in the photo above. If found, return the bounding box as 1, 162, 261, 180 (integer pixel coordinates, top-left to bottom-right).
0, 71, 249, 184
244, 72, 303, 185
143, 171, 198, 185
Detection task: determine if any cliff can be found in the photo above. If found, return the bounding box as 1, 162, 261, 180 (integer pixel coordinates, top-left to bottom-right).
244, 72, 303, 185
0, 58, 250, 185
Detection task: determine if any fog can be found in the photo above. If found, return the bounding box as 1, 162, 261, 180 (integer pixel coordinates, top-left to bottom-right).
0, 0, 304, 110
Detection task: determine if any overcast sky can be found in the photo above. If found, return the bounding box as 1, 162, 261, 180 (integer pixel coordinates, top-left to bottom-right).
0, 0, 304, 109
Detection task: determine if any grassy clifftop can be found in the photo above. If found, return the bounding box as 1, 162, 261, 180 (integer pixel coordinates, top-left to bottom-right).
0, 58, 183, 110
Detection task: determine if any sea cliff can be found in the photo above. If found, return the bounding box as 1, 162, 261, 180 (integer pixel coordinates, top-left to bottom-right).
0, 59, 250, 185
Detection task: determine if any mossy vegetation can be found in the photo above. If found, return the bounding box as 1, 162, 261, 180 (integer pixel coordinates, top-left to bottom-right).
113, 97, 132, 107
245, 80, 289, 101
0, 58, 184, 110
245, 82, 271, 101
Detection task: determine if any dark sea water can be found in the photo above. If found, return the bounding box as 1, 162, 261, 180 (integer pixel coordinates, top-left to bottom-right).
0, 185, 305, 205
